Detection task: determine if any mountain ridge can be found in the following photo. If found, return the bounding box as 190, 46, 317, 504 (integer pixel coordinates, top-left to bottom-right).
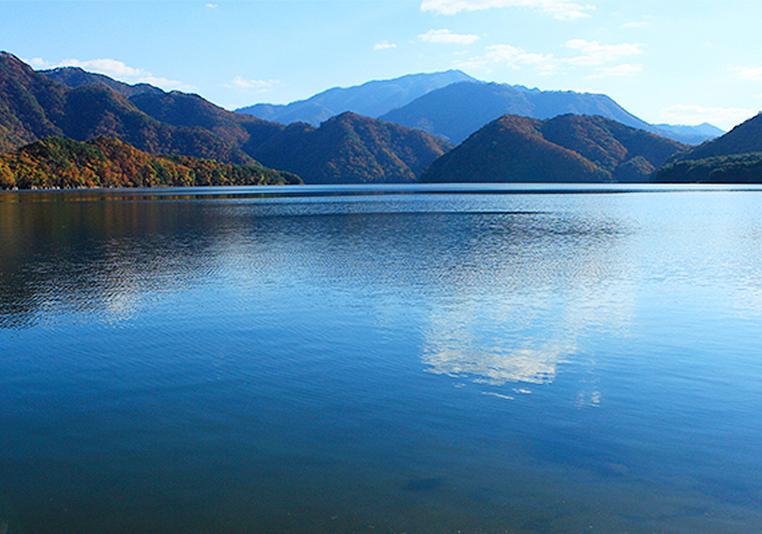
5, 51, 748, 186
380, 81, 717, 146
652, 113, 762, 183
250, 111, 452, 184
421, 113, 688, 184
41, 66, 164, 98
236, 70, 722, 146
670, 113, 762, 162
2, 53, 452, 184
0, 52, 257, 164
236, 70, 477, 126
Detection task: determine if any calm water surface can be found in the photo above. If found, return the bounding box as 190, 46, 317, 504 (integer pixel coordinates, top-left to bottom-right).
1, 184, 762, 533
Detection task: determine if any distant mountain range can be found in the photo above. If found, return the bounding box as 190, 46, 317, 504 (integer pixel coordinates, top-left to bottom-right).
237, 71, 722, 146
421, 114, 687, 184
3, 51, 759, 186
653, 122, 724, 139
236, 70, 476, 127
380, 81, 721, 146
0, 53, 451, 184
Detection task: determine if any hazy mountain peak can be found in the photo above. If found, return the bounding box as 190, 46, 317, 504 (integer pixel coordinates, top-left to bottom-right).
379, 81, 721, 146
653, 122, 725, 138
236, 70, 477, 126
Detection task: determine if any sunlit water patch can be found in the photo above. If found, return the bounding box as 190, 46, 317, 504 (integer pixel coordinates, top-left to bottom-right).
1, 185, 762, 533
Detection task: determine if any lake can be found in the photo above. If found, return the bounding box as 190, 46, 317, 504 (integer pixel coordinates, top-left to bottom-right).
1, 184, 762, 533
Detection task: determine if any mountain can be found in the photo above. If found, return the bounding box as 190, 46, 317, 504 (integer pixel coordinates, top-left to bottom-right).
652, 113, 762, 183
0, 52, 67, 151
670, 113, 762, 162
41, 66, 163, 98
128, 90, 285, 150
8, 52, 710, 186
653, 122, 725, 139
380, 81, 719, 146
60, 84, 256, 164
119, 92, 448, 184
249, 112, 452, 184
541, 114, 687, 178
41, 66, 288, 154
236, 70, 477, 126
0, 136, 301, 190
0, 52, 256, 164
8, 55, 449, 184
420, 114, 687, 184
652, 153, 762, 184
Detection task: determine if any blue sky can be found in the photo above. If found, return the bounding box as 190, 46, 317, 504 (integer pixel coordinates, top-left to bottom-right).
2, 0, 762, 130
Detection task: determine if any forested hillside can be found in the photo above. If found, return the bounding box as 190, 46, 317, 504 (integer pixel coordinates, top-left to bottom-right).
41, 66, 163, 98
3, 53, 450, 185
0, 136, 301, 189
653, 153, 762, 183
421, 114, 687, 184
670, 113, 762, 162
250, 112, 452, 184
0, 52, 255, 164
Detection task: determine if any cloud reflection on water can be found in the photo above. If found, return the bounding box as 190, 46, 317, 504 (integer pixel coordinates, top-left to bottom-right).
413, 209, 635, 390
422, 322, 571, 385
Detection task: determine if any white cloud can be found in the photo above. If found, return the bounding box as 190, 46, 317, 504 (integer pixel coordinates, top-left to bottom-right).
589, 63, 642, 77
419, 29, 480, 44
660, 104, 755, 128
136, 76, 195, 91
45, 58, 194, 92
458, 39, 642, 77
733, 66, 762, 81
22, 57, 49, 69
373, 41, 398, 51
59, 58, 143, 78
420, 0, 593, 20
622, 21, 649, 29
457, 44, 557, 73
565, 39, 643, 66
224, 76, 281, 92
205, 3, 218, 8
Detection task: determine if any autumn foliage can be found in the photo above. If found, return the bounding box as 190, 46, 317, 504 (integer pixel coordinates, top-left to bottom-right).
0, 136, 301, 190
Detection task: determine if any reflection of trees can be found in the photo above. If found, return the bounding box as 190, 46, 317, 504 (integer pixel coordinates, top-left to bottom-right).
0, 192, 237, 328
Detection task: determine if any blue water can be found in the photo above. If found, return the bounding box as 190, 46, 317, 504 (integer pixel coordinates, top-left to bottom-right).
1, 185, 762, 533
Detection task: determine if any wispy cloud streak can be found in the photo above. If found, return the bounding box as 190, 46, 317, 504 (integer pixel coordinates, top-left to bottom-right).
373, 41, 398, 50
419, 29, 480, 44
420, 0, 593, 20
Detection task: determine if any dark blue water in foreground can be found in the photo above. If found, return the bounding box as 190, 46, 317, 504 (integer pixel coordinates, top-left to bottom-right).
2, 184, 762, 533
